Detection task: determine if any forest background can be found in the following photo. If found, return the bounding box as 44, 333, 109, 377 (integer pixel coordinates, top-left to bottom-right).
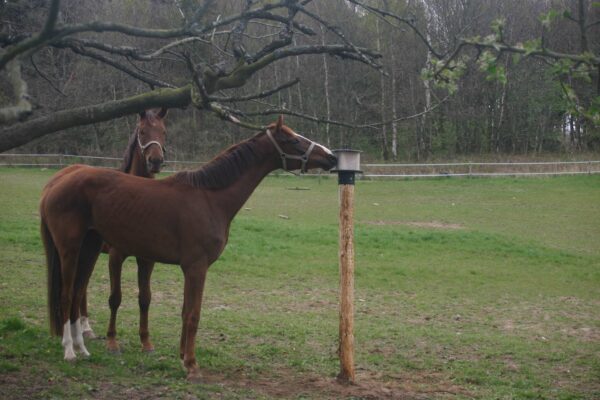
1, 0, 599, 163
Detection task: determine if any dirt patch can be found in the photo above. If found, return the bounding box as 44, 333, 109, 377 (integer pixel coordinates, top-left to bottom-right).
199, 367, 471, 399
502, 320, 515, 332
0, 366, 471, 399
362, 220, 464, 230
0, 370, 51, 400
559, 326, 600, 342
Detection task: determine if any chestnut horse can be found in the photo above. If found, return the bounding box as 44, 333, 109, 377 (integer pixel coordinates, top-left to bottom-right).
40, 116, 337, 380
78, 108, 168, 355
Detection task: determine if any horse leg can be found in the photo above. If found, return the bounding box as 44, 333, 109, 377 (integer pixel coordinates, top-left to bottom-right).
53, 235, 85, 360
58, 250, 79, 361
136, 258, 155, 352
46, 214, 88, 361
70, 230, 103, 357
106, 249, 125, 353
179, 290, 189, 361
79, 289, 96, 339
180, 263, 208, 381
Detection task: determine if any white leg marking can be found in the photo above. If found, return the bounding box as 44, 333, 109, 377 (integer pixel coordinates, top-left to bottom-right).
71, 318, 90, 357
62, 321, 76, 361
81, 316, 96, 339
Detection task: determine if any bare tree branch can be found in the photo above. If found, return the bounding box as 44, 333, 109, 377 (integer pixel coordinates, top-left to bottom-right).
238, 103, 368, 130
295, 3, 383, 71
458, 38, 600, 65
346, 0, 444, 59
56, 41, 176, 88
0, 0, 61, 70
29, 55, 67, 97
356, 95, 451, 128
210, 78, 300, 103
185, 0, 217, 30
231, 0, 254, 61
248, 3, 299, 64
198, 3, 316, 36
41, 0, 62, 35
201, 43, 379, 94
0, 85, 191, 152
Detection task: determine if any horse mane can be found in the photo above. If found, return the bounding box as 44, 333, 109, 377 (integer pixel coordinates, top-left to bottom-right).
120, 127, 139, 173
171, 132, 265, 190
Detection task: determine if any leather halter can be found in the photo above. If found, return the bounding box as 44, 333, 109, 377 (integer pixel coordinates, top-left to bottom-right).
266, 128, 316, 173
137, 128, 166, 157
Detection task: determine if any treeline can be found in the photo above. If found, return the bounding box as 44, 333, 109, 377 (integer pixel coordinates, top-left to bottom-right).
2, 0, 599, 161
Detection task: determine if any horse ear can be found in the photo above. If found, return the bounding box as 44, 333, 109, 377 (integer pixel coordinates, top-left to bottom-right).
276, 114, 284, 132
139, 110, 146, 119
158, 107, 168, 119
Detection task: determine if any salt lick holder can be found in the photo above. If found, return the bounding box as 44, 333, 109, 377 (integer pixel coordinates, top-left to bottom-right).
333, 149, 361, 384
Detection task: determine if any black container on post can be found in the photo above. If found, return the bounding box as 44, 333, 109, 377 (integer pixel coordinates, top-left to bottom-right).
333, 149, 362, 185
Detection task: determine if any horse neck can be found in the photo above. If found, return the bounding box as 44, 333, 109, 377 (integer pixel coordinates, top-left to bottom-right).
210, 142, 279, 221
128, 146, 154, 178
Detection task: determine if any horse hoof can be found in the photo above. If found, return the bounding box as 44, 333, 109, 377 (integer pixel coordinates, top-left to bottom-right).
142, 342, 155, 353
82, 330, 96, 339
186, 369, 202, 382
106, 341, 121, 354
75, 345, 91, 357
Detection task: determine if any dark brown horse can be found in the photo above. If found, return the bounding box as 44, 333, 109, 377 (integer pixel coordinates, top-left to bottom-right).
40, 116, 336, 380
78, 108, 168, 355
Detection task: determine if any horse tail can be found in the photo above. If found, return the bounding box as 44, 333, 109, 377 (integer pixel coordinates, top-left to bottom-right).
41, 218, 63, 336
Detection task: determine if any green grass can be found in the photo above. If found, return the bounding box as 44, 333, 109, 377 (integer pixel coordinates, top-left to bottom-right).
1, 168, 599, 399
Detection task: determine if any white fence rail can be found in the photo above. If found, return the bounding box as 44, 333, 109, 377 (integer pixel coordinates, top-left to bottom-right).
1, 153, 599, 178
361, 160, 600, 178
0, 153, 206, 173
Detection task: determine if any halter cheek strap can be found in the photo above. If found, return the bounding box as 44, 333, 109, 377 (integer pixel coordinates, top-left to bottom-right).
137, 131, 166, 157
266, 129, 316, 173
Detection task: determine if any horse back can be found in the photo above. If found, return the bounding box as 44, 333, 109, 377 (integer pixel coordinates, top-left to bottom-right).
40, 166, 121, 226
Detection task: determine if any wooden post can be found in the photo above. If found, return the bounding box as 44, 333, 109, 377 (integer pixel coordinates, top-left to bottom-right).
338, 181, 355, 384
333, 149, 361, 385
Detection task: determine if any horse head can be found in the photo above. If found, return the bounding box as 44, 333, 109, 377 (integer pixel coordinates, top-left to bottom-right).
267, 115, 337, 172
137, 107, 168, 174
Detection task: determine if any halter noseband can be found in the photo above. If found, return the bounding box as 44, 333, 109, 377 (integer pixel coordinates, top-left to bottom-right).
137, 129, 166, 158
266, 128, 316, 173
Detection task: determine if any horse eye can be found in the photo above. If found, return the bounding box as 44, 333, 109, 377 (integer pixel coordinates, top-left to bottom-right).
290, 138, 300, 145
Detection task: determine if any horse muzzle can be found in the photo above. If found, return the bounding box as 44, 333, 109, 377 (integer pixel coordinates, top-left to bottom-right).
147, 157, 164, 174
323, 153, 338, 171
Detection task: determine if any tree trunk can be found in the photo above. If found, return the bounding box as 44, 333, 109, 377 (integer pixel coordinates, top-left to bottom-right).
376, 18, 389, 160
390, 50, 398, 160
420, 0, 433, 159
293, 36, 304, 112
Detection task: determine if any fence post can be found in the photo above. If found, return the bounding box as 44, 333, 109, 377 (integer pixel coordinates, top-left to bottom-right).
333, 149, 361, 385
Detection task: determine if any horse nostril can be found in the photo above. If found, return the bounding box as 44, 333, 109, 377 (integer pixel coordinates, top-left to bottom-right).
148, 158, 163, 171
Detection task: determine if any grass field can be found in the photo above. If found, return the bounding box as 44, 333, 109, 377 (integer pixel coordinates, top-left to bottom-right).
1, 168, 599, 399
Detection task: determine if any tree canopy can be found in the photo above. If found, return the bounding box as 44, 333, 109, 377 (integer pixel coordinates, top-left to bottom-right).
1, 0, 598, 160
